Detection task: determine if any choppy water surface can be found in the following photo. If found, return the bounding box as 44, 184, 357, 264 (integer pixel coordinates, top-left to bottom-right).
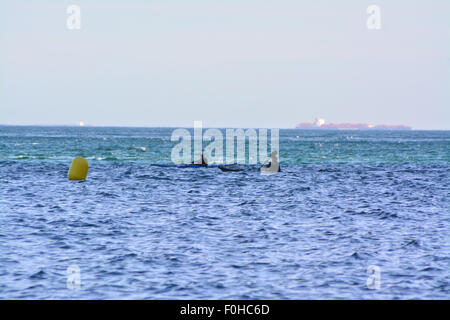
0, 126, 449, 299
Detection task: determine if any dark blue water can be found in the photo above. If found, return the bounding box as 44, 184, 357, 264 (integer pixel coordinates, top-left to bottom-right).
0, 126, 449, 299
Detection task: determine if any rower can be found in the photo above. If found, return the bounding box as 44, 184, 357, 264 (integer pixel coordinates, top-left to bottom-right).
192, 153, 208, 166
261, 151, 280, 173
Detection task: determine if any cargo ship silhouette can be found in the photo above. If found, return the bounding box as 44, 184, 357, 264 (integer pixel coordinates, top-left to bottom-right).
296, 117, 411, 130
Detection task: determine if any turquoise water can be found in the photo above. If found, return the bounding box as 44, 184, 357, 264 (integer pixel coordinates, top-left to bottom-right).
0, 126, 449, 299
1, 126, 449, 164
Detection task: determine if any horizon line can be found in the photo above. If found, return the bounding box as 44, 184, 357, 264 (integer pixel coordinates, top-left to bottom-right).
2, 123, 450, 131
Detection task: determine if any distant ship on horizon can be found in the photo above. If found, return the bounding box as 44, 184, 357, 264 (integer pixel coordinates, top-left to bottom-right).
296, 117, 411, 130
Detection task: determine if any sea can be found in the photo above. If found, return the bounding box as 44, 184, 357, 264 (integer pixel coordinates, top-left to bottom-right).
0, 126, 449, 299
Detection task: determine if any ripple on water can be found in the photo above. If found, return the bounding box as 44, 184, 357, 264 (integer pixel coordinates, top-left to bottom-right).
0, 128, 449, 299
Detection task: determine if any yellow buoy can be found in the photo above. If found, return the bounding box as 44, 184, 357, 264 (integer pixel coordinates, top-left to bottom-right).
68, 157, 89, 180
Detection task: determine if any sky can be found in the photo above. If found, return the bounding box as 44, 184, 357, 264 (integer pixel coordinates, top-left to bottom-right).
0, 0, 449, 129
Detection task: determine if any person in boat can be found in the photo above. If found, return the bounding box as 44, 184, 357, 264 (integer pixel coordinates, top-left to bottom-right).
192, 153, 208, 166
261, 151, 281, 173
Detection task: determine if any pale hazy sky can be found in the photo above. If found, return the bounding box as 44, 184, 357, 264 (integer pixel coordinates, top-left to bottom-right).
1, 0, 449, 129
